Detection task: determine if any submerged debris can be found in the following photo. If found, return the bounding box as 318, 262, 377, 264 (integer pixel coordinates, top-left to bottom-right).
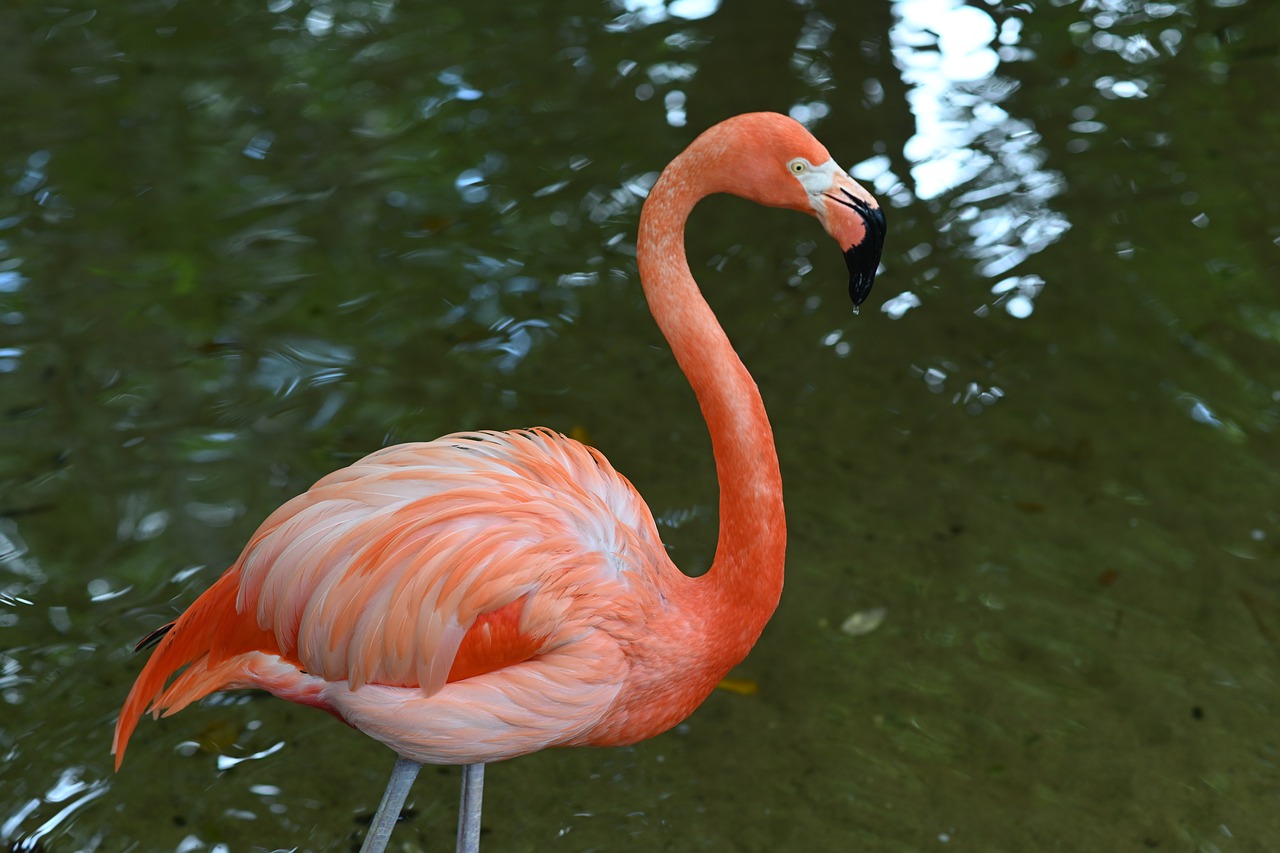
840, 607, 887, 637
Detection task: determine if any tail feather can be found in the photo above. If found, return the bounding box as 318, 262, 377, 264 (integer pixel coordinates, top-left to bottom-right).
112, 569, 282, 769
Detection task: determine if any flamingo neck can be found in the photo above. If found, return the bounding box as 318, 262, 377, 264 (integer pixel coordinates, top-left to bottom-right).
637, 151, 786, 668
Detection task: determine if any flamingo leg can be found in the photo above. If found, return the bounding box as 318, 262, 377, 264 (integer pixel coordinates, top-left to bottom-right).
359, 755, 422, 853
457, 763, 485, 853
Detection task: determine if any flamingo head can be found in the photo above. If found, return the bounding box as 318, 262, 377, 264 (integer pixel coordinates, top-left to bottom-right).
701, 113, 887, 307
802, 161, 887, 309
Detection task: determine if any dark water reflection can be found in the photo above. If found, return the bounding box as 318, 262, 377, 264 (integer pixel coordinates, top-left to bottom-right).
3, 0, 1278, 849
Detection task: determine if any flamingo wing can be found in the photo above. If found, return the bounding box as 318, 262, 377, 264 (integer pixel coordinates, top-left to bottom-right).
113, 428, 669, 766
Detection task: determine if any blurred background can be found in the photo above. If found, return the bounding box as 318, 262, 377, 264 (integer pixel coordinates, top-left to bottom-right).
2, 0, 1278, 850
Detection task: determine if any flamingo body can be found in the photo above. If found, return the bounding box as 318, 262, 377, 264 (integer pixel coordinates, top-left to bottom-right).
114, 428, 738, 765
113, 112, 885, 849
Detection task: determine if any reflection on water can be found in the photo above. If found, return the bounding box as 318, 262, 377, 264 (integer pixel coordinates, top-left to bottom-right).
890, 0, 1070, 314
2, 767, 108, 851
610, 0, 721, 30
2, 0, 1280, 849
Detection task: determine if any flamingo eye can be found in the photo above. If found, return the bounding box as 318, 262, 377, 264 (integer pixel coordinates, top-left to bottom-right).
789, 159, 808, 175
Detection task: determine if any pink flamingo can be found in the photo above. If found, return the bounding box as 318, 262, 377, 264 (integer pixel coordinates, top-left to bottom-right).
113, 112, 885, 853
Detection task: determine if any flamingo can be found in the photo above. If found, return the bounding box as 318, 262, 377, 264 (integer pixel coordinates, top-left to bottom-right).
112, 111, 886, 853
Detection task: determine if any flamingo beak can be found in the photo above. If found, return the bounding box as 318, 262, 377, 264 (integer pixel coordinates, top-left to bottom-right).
844, 201, 886, 307
816, 171, 886, 308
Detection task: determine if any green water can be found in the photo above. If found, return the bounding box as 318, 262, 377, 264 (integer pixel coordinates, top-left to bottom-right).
2, 0, 1278, 850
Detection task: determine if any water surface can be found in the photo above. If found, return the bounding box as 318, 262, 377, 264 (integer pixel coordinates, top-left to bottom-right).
2, 0, 1278, 850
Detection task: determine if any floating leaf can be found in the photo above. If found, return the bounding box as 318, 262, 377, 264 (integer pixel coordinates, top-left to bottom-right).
716, 677, 759, 696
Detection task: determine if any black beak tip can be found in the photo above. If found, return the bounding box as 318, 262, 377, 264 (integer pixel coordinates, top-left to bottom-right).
843, 204, 887, 309
846, 259, 875, 308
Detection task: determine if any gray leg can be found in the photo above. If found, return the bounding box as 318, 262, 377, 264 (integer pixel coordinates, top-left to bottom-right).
359, 755, 422, 853
456, 763, 485, 853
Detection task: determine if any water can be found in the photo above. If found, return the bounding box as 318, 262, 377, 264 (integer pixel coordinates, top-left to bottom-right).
3, 0, 1278, 850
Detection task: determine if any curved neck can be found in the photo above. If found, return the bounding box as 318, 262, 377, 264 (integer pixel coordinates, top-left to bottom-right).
637, 150, 786, 663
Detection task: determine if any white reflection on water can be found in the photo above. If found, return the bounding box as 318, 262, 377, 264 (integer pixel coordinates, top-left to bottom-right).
304, 6, 334, 37
889, 0, 1070, 317
216, 739, 287, 771
0, 649, 31, 701
788, 9, 836, 127
419, 67, 485, 121
881, 290, 922, 320
253, 337, 354, 398
609, 0, 721, 30
177, 837, 230, 853
1, 766, 108, 851
0, 521, 42, 584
